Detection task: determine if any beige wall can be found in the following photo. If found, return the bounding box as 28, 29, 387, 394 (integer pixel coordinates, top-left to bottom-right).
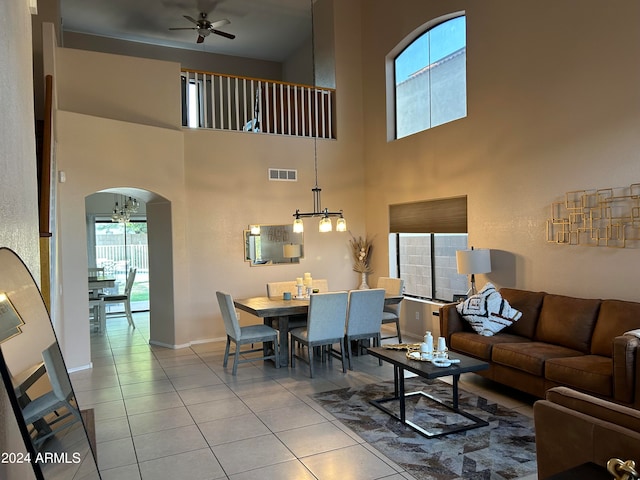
51, 0, 367, 367
63, 31, 284, 81
362, 0, 640, 303
0, 0, 41, 478
57, 48, 182, 129
50, 0, 640, 368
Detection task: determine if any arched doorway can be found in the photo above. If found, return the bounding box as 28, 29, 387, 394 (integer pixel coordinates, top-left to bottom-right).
84, 187, 175, 348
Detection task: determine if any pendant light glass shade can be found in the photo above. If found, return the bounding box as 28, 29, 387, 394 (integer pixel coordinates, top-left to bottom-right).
336, 216, 347, 232
319, 216, 332, 232
293, 217, 304, 233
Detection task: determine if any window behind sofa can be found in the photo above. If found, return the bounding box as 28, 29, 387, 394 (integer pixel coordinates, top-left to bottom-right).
389, 196, 468, 302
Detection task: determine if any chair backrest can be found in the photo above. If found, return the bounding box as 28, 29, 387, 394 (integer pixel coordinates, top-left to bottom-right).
88, 267, 104, 278
41, 343, 74, 402
216, 291, 241, 340
346, 288, 386, 336
267, 279, 330, 298
377, 277, 404, 315
266, 281, 297, 299
307, 291, 348, 341
124, 268, 137, 295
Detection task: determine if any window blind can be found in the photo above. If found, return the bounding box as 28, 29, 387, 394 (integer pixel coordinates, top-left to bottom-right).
389, 196, 467, 233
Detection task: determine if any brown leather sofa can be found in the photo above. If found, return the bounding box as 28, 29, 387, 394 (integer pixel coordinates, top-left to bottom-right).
534, 386, 640, 478
439, 288, 640, 407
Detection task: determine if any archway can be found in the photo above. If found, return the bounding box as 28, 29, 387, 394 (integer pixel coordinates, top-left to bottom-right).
85, 187, 175, 348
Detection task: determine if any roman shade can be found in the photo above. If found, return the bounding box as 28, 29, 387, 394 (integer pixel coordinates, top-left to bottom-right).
389, 196, 467, 233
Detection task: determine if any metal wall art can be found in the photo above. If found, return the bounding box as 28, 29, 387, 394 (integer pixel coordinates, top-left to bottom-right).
546, 183, 640, 248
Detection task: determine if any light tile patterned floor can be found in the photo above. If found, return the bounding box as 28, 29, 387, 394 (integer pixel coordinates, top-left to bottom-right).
71, 313, 537, 480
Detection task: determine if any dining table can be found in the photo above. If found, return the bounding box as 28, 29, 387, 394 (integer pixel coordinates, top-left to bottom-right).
88, 275, 116, 291
233, 293, 403, 367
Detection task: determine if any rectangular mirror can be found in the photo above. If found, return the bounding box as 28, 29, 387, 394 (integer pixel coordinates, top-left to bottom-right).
244, 224, 304, 266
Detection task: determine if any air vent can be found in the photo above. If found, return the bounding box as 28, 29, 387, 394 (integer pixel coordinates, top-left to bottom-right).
268, 168, 297, 182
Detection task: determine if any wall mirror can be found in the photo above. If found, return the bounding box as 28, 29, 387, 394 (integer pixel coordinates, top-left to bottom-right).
0, 248, 100, 480
244, 224, 304, 266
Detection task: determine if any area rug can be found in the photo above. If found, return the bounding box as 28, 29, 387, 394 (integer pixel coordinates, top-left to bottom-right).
311, 377, 537, 479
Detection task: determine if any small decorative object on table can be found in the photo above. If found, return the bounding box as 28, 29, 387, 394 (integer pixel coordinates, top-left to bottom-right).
349, 234, 373, 289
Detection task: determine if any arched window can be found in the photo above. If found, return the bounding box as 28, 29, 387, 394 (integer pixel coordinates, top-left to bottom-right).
389, 14, 467, 140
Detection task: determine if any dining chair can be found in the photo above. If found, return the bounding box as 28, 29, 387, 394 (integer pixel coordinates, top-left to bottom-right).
21, 343, 83, 449
342, 288, 386, 369
100, 267, 136, 329
290, 291, 348, 378
88, 267, 104, 278
377, 277, 405, 342
216, 291, 280, 375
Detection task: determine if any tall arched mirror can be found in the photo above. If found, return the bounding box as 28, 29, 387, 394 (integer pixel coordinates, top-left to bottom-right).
0, 248, 100, 480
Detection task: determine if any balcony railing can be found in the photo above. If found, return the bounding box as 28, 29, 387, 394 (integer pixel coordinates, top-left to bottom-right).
181, 69, 335, 139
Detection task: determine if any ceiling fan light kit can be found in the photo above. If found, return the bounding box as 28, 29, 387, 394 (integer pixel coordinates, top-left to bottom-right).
169, 11, 236, 44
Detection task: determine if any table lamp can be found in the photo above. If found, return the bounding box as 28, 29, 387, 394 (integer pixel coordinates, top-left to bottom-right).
456, 247, 491, 296
283, 244, 301, 263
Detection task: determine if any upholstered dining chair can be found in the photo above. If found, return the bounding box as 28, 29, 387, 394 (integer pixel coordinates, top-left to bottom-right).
100, 267, 136, 329
342, 288, 386, 369
22, 343, 83, 449
377, 277, 405, 343
290, 291, 348, 378
216, 291, 280, 375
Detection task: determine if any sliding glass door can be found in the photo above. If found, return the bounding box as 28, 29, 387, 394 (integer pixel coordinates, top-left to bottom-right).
94, 219, 149, 312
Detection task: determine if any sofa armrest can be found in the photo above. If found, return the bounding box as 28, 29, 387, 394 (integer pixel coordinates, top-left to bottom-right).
534, 386, 640, 478
545, 386, 640, 431
612, 335, 639, 405
439, 303, 467, 344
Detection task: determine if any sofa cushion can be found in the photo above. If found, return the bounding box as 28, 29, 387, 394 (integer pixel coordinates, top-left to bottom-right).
492, 342, 583, 376
590, 300, 640, 357
456, 283, 522, 336
534, 294, 601, 353
450, 331, 529, 360
500, 288, 545, 339
545, 355, 612, 397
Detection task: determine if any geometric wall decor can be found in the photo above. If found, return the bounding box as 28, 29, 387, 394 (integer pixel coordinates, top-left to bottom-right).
546, 183, 640, 248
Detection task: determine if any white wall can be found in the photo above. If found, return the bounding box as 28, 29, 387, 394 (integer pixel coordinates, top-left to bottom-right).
0, 0, 42, 477
362, 0, 640, 305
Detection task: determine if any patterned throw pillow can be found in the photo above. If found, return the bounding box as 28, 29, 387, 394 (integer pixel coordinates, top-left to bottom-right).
456, 283, 522, 336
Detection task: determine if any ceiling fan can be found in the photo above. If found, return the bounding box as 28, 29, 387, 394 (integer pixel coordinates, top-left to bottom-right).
169, 12, 236, 44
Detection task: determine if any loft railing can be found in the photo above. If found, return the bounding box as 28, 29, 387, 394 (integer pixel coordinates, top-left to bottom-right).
181, 69, 335, 139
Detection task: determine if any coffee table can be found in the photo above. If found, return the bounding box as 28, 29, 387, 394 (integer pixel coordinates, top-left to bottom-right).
366, 347, 490, 438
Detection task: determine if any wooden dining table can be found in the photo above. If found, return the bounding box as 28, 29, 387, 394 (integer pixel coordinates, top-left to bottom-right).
233, 293, 403, 367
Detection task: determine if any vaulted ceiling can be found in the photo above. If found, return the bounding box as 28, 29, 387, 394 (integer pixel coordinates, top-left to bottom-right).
60, 0, 313, 62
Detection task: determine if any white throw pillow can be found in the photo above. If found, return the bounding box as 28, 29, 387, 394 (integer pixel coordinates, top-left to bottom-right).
456, 283, 522, 336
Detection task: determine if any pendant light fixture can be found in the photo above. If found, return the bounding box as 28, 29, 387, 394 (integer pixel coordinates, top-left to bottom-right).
292, 1, 346, 234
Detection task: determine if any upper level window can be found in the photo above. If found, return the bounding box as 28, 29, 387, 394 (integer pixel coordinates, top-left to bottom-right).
391, 14, 467, 139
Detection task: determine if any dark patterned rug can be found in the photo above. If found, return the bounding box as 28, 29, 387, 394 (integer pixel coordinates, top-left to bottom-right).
312, 377, 537, 479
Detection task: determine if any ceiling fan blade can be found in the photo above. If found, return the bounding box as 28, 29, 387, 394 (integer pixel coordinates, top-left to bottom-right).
183, 15, 199, 25
209, 19, 230, 29
212, 29, 235, 40
196, 34, 205, 44
169, 27, 196, 30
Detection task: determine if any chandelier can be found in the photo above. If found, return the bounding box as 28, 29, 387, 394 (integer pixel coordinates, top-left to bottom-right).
291, 1, 346, 234
111, 194, 139, 224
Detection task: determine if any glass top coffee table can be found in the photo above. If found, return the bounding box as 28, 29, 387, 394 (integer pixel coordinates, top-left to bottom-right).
367, 347, 490, 438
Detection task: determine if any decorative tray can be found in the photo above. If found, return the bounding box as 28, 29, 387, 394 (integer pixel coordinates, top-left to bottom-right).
382, 343, 421, 350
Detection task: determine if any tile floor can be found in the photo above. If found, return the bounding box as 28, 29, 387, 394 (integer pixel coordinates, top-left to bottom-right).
71, 313, 538, 480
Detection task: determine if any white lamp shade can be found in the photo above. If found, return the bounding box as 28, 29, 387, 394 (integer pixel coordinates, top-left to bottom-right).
283, 244, 301, 258
456, 248, 491, 274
